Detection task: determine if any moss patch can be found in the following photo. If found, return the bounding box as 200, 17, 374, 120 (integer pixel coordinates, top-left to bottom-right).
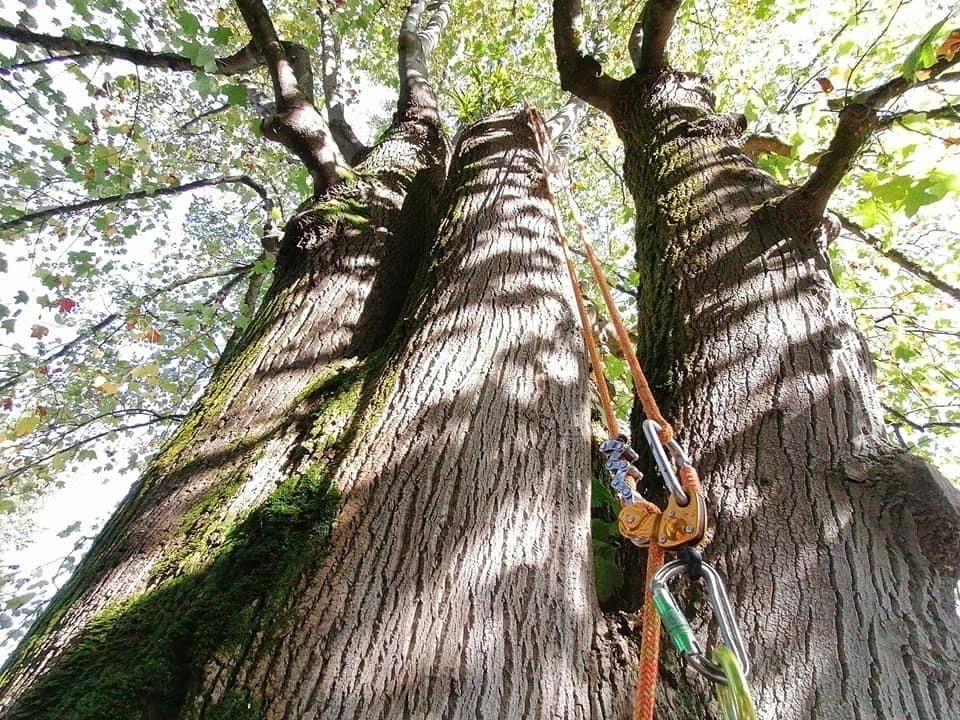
5, 466, 337, 720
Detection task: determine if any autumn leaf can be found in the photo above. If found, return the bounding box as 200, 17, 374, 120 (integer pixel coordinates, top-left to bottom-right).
56, 297, 78, 314
129, 363, 159, 378
14, 414, 40, 437
815, 77, 834, 92
0, 397, 12, 411
35, 406, 47, 418
30, 324, 49, 339
143, 327, 162, 343
936, 29, 960, 61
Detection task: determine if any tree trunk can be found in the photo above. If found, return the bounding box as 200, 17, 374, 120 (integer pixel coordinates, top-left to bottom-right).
611, 71, 960, 720
0, 108, 634, 720
0, 101, 446, 718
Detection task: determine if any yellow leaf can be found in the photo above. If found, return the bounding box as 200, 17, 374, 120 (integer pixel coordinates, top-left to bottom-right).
130, 363, 159, 378
98, 382, 122, 395
14, 414, 40, 437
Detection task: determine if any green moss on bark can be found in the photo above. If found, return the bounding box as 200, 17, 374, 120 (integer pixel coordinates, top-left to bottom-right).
4, 465, 338, 720
1, 357, 396, 720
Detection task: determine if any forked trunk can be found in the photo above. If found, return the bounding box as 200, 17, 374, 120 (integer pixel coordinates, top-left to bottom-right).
0, 105, 446, 718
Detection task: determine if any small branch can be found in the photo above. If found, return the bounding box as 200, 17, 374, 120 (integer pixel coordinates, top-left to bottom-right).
836, 213, 960, 303
636, 0, 682, 72
178, 103, 232, 131
883, 403, 960, 431
545, 95, 589, 171
880, 102, 960, 128
792, 53, 960, 218
1, 175, 270, 231
0, 418, 175, 486
0, 22, 262, 75
0, 263, 254, 395
235, 0, 344, 195
0, 53, 90, 71
741, 133, 793, 162
397, 0, 450, 121
317, 1, 367, 164
628, 21, 643, 71
552, 0, 620, 113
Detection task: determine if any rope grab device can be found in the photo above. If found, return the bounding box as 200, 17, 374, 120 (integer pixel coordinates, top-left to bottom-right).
534, 115, 758, 720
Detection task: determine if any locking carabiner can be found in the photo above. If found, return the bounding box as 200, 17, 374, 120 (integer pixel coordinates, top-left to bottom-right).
649, 558, 751, 683
642, 419, 691, 505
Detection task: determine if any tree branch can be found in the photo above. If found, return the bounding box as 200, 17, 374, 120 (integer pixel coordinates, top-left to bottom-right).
397, 0, 450, 121
0, 418, 176, 486
0, 22, 262, 75
0, 263, 255, 396
235, 0, 344, 195
881, 102, 960, 128
636, 0, 681, 71
317, 1, 367, 165
836, 214, 960, 303
0, 175, 270, 231
883, 403, 960, 431
792, 53, 960, 218
741, 133, 794, 162
545, 95, 589, 171
552, 0, 620, 113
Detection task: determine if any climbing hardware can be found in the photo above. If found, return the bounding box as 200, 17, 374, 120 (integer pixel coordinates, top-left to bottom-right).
533, 111, 757, 720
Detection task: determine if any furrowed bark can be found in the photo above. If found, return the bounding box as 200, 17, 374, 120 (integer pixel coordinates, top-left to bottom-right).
0, 87, 447, 719
193, 107, 597, 720
605, 68, 960, 719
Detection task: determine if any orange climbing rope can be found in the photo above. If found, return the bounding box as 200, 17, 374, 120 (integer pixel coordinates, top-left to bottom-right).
533, 107, 756, 720
534, 110, 707, 720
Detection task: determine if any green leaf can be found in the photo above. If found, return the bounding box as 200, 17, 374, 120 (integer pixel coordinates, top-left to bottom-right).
593, 553, 624, 602
902, 15, 952, 80
177, 11, 202, 36
57, 520, 82, 538
222, 84, 248, 106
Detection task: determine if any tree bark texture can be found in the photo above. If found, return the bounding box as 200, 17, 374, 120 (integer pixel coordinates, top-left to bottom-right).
609, 70, 960, 720
193, 108, 598, 720
0, 104, 446, 718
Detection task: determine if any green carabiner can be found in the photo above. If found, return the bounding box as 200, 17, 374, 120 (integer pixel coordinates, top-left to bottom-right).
713, 645, 757, 720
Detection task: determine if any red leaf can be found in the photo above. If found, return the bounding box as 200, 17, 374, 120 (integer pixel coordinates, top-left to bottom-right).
0, 397, 12, 411
815, 77, 834, 92
56, 297, 78, 314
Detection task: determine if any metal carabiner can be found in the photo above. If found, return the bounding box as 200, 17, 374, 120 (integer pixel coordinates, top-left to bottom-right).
642, 419, 691, 505
650, 558, 751, 684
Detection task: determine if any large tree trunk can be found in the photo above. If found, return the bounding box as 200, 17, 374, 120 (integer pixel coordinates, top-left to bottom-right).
0, 108, 630, 720
0, 100, 446, 718
192, 107, 598, 720
611, 71, 960, 720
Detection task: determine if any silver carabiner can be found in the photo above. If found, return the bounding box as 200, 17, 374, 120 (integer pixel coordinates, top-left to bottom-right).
642, 419, 690, 505
650, 558, 751, 684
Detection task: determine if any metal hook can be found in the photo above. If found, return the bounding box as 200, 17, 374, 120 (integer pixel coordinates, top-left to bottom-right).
642, 419, 689, 505
650, 558, 751, 684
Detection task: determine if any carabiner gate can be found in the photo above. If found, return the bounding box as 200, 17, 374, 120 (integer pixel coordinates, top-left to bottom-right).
642, 419, 691, 505
650, 558, 751, 683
